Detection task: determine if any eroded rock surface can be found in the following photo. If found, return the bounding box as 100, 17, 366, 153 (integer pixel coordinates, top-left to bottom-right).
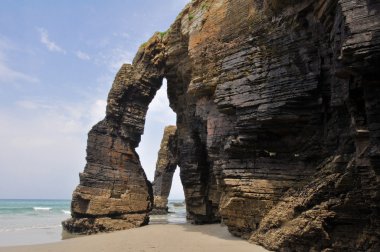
66, 0, 380, 250
151, 125, 178, 214
63, 35, 166, 234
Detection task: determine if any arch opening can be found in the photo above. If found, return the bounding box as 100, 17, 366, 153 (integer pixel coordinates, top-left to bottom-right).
137, 79, 185, 217
136, 79, 176, 182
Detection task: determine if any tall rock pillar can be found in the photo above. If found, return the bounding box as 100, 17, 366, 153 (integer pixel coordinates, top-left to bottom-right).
151, 125, 178, 214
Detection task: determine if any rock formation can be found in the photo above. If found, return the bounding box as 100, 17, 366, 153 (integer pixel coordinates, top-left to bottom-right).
62, 35, 166, 234
65, 0, 380, 250
151, 125, 178, 214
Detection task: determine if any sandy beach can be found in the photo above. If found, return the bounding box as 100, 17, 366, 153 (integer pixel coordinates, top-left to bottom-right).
0, 224, 268, 252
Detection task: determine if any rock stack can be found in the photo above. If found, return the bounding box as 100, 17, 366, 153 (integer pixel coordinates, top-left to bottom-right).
151, 126, 178, 214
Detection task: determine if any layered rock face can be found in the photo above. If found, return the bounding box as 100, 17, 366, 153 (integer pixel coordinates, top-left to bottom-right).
151, 126, 178, 214
63, 35, 166, 234
66, 0, 380, 250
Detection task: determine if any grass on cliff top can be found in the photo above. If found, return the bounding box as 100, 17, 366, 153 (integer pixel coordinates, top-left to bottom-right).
140, 41, 148, 49
139, 29, 170, 49
158, 31, 168, 38
158, 27, 171, 39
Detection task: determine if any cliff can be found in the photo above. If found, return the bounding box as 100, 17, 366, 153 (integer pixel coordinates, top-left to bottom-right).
64, 0, 380, 250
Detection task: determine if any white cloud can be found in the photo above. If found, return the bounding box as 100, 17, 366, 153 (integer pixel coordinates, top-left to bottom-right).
0, 96, 107, 199
0, 109, 86, 199
76, 50, 91, 60
15, 98, 106, 134
37, 27, 66, 53
0, 38, 39, 84
97, 47, 134, 72
15, 100, 50, 110
0, 36, 11, 51
0, 61, 39, 84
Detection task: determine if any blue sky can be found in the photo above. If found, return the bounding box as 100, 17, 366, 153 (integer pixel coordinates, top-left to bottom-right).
0, 0, 188, 199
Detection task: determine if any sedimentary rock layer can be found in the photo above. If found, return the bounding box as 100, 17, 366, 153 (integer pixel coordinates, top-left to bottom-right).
151, 126, 178, 214
63, 35, 166, 234
66, 0, 380, 250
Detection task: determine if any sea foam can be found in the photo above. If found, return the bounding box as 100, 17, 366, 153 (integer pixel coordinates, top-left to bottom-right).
33, 207, 52, 211
61, 210, 71, 215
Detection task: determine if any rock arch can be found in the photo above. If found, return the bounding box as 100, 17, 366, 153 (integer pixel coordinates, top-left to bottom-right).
63, 1, 380, 251
62, 35, 167, 233
63, 29, 220, 233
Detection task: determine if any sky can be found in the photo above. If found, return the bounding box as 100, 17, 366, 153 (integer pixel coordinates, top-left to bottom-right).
0, 0, 188, 199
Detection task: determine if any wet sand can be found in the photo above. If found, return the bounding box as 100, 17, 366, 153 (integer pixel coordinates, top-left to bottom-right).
0, 224, 269, 252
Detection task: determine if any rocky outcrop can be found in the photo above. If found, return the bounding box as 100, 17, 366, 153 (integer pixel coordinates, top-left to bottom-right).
62, 35, 166, 234
62, 117, 152, 234
65, 0, 380, 250
151, 126, 178, 214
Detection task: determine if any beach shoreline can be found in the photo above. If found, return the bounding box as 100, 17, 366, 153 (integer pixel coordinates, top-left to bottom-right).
0, 224, 268, 252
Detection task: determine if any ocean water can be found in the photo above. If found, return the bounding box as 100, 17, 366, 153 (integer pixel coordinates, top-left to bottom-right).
0, 199, 186, 247
0, 199, 71, 247
150, 200, 187, 224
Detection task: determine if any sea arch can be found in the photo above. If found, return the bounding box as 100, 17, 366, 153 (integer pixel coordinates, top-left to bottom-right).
63, 31, 219, 233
